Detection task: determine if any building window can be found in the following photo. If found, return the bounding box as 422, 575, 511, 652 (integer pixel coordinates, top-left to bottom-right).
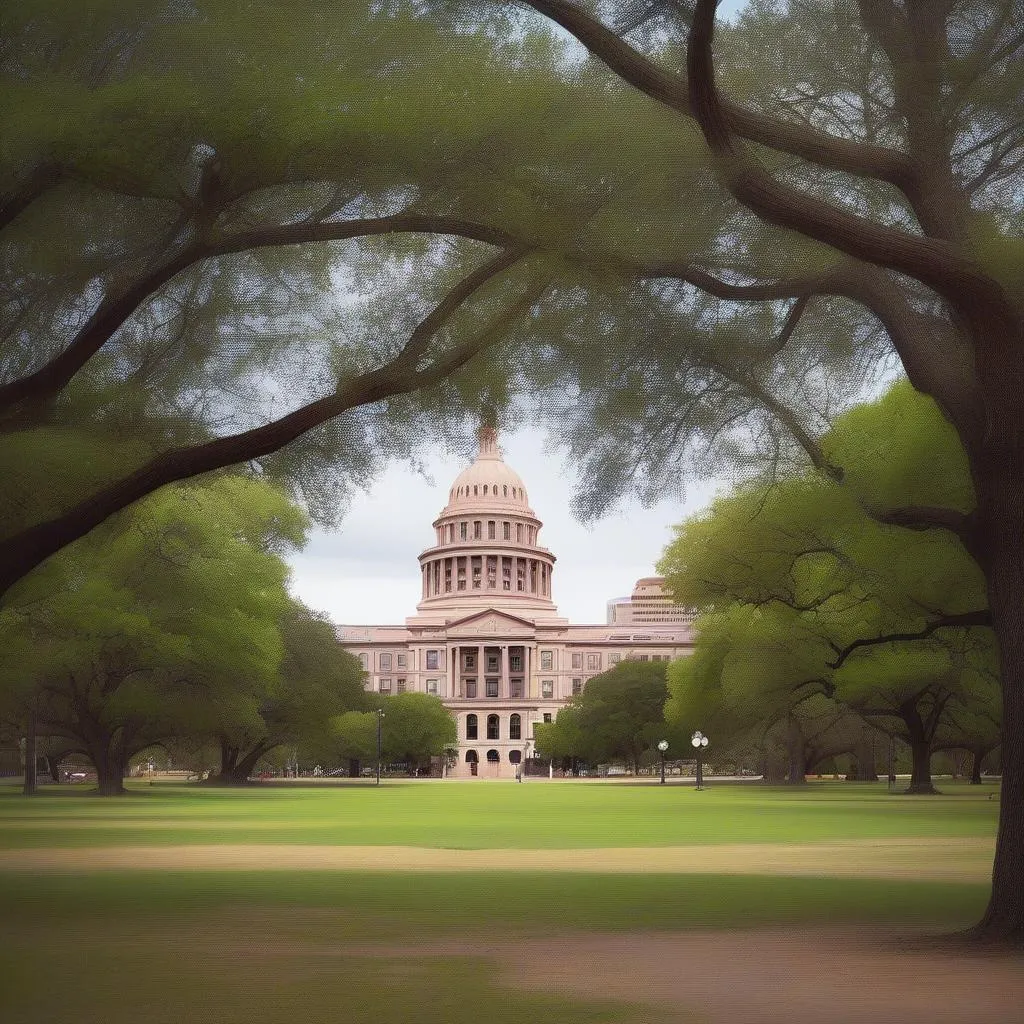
571, 652, 582, 669
465, 654, 476, 670
487, 749, 500, 762
487, 715, 500, 740
380, 653, 392, 671
587, 653, 601, 671
487, 654, 499, 672
486, 678, 499, 698
379, 679, 391, 693
426, 679, 438, 694
358, 653, 368, 670
396, 678, 406, 693
540, 650, 553, 670
466, 679, 477, 698
543, 712, 552, 724
466, 714, 478, 740
509, 749, 522, 764
541, 680, 553, 699
510, 714, 522, 740
460, 522, 468, 540
397, 654, 407, 668
488, 520, 496, 539
638, 654, 650, 662
466, 749, 478, 764
510, 653, 522, 672
572, 678, 582, 695
503, 522, 511, 540
609, 653, 621, 665
426, 650, 439, 670
517, 523, 523, 543
510, 678, 523, 698
474, 521, 482, 539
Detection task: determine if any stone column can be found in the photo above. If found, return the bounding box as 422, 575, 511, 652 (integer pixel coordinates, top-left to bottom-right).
477, 644, 484, 694
501, 645, 509, 700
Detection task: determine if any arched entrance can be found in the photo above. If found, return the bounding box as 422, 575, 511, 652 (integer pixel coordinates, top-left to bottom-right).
486, 748, 500, 778
465, 749, 478, 777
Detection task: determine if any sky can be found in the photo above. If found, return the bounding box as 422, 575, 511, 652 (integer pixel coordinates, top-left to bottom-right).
288, 0, 748, 624
288, 431, 722, 626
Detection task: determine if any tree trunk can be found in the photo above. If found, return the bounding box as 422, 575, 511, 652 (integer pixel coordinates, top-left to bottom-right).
91, 744, 127, 796
785, 716, 806, 785
22, 705, 37, 796
905, 738, 938, 795
969, 470, 1024, 943
970, 749, 984, 785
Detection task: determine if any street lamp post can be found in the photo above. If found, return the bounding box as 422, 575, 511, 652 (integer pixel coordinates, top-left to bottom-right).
691, 731, 709, 791
657, 739, 669, 785
376, 708, 385, 787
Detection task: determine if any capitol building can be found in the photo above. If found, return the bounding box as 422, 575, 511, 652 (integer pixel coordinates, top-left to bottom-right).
337, 426, 694, 778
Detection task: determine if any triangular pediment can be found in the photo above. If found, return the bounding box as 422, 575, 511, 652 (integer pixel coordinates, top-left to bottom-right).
444, 608, 537, 637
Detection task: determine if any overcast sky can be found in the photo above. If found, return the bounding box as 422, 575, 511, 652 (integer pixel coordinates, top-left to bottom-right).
288, 432, 722, 626
288, 0, 748, 624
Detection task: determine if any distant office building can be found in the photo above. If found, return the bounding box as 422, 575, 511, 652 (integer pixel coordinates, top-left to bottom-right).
606, 577, 695, 627
336, 427, 693, 778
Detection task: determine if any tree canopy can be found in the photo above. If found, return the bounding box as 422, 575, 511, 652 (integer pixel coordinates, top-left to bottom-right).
0, 474, 306, 793
535, 660, 679, 771
661, 382, 999, 791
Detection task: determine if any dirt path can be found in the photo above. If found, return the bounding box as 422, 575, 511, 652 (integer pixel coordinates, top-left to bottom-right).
0, 837, 993, 881
478, 928, 1024, 1024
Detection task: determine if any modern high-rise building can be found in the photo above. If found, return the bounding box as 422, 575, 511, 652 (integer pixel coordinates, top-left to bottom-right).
336, 426, 693, 778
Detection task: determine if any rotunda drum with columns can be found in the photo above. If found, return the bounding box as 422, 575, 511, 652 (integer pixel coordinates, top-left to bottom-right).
337, 425, 694, 779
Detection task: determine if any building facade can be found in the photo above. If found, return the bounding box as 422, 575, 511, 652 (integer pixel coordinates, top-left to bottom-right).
607, 577, 696, 626
337, 427, 693, 778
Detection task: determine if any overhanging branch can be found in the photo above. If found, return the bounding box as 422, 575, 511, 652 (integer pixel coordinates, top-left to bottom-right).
827, 609, 992, 670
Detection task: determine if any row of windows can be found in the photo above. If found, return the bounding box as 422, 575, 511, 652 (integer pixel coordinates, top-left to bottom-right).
465, 713, 522, 740
454, 483, 523, 500
461, 651, 523, 672
465, 749, 521, 764
459, 678, 525, 698
438, 520, 537, 545
361, 650, 675, 675
378, 678, 440, 694
359, 650, 443, 671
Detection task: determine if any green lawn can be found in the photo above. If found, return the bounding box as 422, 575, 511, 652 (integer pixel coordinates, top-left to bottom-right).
0, 780, 1001, 1024
0, 778, 1000, 848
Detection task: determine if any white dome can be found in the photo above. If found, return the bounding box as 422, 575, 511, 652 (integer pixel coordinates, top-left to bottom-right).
441, 426, 533, 515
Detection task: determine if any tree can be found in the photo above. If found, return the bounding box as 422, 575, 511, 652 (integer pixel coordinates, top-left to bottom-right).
334, 693, 456, 776
661, 383, 1000, 793
537, 661, 677, 771
0, 475, 303, 794
512, 0, 1024, 941
208, 602, 368, 784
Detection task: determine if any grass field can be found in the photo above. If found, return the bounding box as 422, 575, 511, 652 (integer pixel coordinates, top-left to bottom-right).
1, 779, 1016, 1024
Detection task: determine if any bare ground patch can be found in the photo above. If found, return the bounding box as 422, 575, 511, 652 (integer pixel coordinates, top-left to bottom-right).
0, 837, 993, 882
346, 927, 1024, 1024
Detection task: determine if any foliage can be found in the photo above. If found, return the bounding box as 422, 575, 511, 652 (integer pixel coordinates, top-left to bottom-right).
0, 475, 305, 792
209, 601, 369, 782
535, 660, 681, 769
334, 692, 457, 772
661, 384, 999, 787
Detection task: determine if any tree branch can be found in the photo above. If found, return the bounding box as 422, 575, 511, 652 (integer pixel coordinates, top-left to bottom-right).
685, 0, 1007, 312
0, 250, 542, 598
0, 163, 62, 232
0, 212, 518, 418
519, 0, 916, 191
828, 609, 992, 670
